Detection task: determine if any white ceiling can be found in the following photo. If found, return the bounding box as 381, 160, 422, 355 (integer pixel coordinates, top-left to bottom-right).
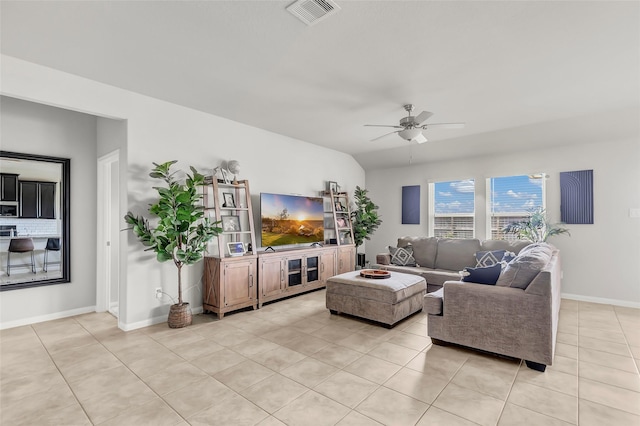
1, 1, 638, 169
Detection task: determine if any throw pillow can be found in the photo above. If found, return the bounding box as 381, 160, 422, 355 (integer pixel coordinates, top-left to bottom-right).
476, 250, 518, 269
496, 244, 553, 289
475, 250, 506, 267
502, 251, 517, 264
461, 263, 502, 285
388, 245, 417, 266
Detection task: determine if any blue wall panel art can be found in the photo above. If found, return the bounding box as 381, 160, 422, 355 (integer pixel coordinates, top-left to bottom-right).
402, 185, 420, 224
560, 169, 594, 224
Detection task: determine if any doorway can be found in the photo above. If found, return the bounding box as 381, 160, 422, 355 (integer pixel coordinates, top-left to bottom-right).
97, 150, 120, 317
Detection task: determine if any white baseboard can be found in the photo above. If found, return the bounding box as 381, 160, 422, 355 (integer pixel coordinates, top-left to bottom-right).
118, 305, 205, 331
562, 293, 640, 309
0, 305, 97, 330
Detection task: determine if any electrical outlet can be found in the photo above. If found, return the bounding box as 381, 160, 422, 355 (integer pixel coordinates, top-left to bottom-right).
155, 288, 162, 299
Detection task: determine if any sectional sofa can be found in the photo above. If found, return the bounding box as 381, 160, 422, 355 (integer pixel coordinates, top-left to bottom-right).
376, 237, 561, 371
376, 236, 531, 292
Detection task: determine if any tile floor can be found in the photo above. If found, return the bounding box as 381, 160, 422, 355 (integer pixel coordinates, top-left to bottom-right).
1, 290, 639, 425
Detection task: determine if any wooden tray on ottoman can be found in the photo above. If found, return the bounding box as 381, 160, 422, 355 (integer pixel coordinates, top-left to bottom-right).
359, 269, 391, 279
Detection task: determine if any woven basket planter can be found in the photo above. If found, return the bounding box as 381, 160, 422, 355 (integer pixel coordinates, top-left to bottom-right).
168, 303, 193, 328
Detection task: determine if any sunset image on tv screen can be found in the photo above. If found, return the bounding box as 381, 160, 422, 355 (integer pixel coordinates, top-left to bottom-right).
261, 193, 324, 247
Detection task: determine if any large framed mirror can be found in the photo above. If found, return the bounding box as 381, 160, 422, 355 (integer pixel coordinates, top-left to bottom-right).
0, 151, 70, 290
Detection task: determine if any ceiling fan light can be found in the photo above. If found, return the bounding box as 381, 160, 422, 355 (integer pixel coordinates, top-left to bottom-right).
414, 133, 427, 144
398, 128, 422, 141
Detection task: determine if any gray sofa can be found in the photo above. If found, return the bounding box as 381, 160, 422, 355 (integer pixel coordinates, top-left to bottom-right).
377, 237, 561, 371
376, 237, 530, 292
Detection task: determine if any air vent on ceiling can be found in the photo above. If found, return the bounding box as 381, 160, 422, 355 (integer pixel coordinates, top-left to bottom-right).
286, 0, 341, 26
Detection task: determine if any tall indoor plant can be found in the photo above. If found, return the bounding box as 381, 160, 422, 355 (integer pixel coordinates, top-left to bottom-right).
502, 207, 570, 242
124, 161, 222, 328
350, 186, 382, 267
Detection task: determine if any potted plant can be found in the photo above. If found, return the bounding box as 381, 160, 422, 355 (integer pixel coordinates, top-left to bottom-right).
502, 207, 570, 242
124, 161, 222, 328
350, 186, 382, 267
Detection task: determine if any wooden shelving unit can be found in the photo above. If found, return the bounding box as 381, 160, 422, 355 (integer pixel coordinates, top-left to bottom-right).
324, 189, 354, 246
203, 179, 257, 257
202, 179, 258, 319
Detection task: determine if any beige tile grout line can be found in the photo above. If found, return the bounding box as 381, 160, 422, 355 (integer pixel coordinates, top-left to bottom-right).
32, 320, 95, 425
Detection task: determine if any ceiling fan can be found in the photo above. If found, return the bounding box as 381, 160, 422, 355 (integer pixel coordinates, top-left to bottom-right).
365, 104, 465, 143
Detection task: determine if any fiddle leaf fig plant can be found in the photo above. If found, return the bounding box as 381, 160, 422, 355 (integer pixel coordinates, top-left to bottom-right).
350, 186, 382, 249
124, 161, 222, 306
502, 207, 570, 243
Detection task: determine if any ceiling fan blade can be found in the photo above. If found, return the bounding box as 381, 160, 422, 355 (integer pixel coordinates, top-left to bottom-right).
414, 111, 434, 125
364, 124, 403, 128
371, 130, 400, 141
414, 133, 428, 144
424, 122, 466, 129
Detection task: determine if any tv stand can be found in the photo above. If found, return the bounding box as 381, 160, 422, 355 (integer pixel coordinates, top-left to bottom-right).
257, 244, 355, 308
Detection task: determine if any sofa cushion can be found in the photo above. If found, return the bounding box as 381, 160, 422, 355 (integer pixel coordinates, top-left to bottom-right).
424, 288, 443, 315
434, 238, 480, 271
389, 245, 416, 266
496, 243, 554, 289
480, 239, 530, 254
461, 263, 502, 285
398, 236, 438, 268
421, 269, 463, 287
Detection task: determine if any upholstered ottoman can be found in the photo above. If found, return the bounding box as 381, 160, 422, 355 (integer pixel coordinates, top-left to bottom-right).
326, 271, 426, 327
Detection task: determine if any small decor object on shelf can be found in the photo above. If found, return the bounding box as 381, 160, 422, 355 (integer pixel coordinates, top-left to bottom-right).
227, 241, 246, 257
222, 215, 241, 232
222, 192, 235, 208
360, 269, 391, 279
226, 160, 241, 184
124, 161, 222, 328
328, 181, 338, 193
335, 201, 345, 211
336, 217, 347, 228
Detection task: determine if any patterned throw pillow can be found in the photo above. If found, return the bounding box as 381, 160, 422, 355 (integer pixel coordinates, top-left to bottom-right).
388, 245, 417, 266
475, 250, 517, 268
475, 250, 506, 267
502, 251, 517, 264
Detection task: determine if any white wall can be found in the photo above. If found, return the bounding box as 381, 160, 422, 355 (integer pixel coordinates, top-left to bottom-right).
365, 137, 640, 306
0, 96, 99, 325
1, 55, 365, 329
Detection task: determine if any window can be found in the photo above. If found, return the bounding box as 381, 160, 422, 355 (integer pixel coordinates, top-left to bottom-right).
487, 174, 545, 240
429, 179, 475, 238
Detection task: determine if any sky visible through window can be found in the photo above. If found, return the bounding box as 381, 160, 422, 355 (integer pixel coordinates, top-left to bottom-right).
490, 175, 544, 213
434, 176, 544, 214
434, 179, 475, 214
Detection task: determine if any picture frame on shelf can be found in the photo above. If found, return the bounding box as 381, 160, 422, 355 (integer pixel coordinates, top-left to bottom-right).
227, 242, 246, 257
335, 201, 345, 211
221, 215, 241, 232
328, 181, 338, 194
336, 217, 347, 228
222, 192, 235, 208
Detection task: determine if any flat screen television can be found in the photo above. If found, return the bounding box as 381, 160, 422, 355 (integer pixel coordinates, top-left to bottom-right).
260, 193, 324, 248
